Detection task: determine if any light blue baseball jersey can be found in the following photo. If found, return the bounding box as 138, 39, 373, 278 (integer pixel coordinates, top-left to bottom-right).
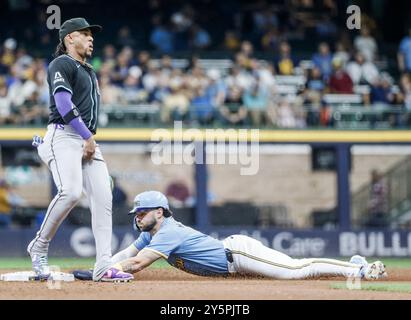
133, 217, 229, 276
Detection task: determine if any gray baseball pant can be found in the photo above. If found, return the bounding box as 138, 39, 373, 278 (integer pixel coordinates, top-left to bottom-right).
27, 124, 113, 281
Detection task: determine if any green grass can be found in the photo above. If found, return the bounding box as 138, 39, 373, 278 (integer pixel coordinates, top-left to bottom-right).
0, 257, 171, 270
331, 282, 411, 294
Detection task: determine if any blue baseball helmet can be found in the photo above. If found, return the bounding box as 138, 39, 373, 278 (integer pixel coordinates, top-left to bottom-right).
129, 191, 172, 216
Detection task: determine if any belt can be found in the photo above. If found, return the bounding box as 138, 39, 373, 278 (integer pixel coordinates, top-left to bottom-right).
225, 248, 233, 263
50, 123, 96, 134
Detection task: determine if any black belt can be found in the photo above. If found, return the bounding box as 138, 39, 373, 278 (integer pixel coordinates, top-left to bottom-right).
225, 249, 233, 263
50, 122, 96, 134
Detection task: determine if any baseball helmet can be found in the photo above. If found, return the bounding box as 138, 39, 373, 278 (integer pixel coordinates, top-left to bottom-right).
129, 191, 172, 217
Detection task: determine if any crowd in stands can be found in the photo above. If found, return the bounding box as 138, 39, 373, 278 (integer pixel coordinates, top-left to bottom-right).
0, 0, 411, 128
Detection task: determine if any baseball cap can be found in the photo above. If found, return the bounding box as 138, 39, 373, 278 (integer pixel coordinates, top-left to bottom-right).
129, 191, 170, 215
59, 17, 102, 42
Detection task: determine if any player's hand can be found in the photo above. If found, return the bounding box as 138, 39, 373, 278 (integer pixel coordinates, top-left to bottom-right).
83, 136, 96, 161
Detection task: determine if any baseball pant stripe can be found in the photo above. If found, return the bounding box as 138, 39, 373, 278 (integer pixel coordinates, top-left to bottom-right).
229, 250, 359, 270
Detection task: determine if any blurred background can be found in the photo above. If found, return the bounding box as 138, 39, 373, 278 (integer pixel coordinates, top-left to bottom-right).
0, 0, 411, 258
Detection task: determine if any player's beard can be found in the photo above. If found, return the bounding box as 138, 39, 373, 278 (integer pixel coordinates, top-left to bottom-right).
139, 217, 157, 232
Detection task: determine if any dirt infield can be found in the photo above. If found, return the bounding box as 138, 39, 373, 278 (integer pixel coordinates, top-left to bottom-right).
1, 267, 411, 300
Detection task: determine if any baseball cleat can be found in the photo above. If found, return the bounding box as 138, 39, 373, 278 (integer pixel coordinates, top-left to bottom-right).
364, 261, 387, 280
99, 268, 133, 283
29, 254, 51, 280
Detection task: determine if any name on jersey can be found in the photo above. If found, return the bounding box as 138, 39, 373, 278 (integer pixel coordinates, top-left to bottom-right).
53, 71, 65, 84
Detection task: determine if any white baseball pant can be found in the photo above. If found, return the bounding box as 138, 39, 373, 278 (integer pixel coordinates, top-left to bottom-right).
223, 235, 361, 279
27, 124, 113, 280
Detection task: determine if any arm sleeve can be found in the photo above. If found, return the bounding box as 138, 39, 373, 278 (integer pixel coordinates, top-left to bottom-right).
54, 91, 92, 140
48, 58, 74, 95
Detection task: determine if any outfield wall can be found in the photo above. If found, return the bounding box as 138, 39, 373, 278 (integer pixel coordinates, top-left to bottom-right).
1, 226, 411, 258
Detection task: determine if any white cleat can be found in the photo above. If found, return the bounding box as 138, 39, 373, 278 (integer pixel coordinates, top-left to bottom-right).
364, 261, 387, 280
29, 254, 51, 280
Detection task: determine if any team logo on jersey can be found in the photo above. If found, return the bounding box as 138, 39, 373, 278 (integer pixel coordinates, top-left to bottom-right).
53, 71, 65, 84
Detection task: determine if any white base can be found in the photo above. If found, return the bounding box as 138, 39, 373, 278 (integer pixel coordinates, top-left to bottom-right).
0, 271, 75, 282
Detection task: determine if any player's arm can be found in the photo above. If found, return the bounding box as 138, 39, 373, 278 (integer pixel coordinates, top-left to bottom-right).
114, 249, 161, 274
111, 244, 139, 264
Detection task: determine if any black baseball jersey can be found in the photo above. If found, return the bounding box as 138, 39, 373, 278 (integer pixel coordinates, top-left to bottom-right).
47, 54, 100, 134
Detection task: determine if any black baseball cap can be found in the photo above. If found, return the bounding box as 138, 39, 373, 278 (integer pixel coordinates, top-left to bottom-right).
59, 17, 102, 42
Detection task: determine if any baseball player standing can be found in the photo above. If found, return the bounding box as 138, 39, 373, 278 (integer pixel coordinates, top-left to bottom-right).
27, 17, 132, 282
102, 191, 387, 281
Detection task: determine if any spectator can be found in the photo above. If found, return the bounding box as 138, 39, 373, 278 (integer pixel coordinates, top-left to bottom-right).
304, 66, 325, 106
346, 52, 379, 85
315, 16, 338, 40
189, 24, 211, 50
190, 86, 216, 125
398, 27, 411, 73
111, 50, 133, 86
165, 179, 192, 208
102, 44, 117, 64
398, 73, 411, 111
225, 65, 255, 91
252, 6, 278, 35
269, 98, 297, 128
17, 91, 48, 125
206, 68, 227, 110
370, 73, 394, 106
243, 82, 268, 126
0, 38, 17, 75
136, 51, 151, 74
223, 31, 241, 51
7, 70, 37, 111
333, 42, 350, 68
100, 75, 123, 105
218, 85, 247, 126
117, 26, 137, 48
312, 42, 333, 80
0, 179, 25, 228
0, 76, 11, 124
122, 67, 146, 104
161, 81, 190, 123
365, 169, 389, 228
0, 180, 13, 228
171, 5, 194, 51
94, 45, 117, 72
354, 26, 378, 62
328, 57, 354, 94
275, 41, 297, 75
240, 41, 255, 60
261, 27, 280, 52
150, 15, 174, 53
